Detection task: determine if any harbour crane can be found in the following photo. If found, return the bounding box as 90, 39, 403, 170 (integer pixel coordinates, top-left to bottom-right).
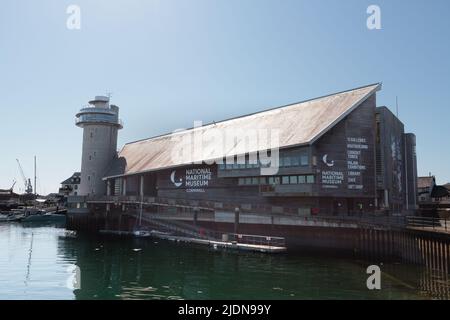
16, 159, 33, 194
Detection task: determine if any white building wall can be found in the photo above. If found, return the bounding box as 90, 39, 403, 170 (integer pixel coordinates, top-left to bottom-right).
79, 124, 119, 196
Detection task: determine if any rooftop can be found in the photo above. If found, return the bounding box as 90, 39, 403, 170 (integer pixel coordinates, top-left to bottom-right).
418, 176, 435, 189
104, 83, 381, 179
61, 172, 81, 185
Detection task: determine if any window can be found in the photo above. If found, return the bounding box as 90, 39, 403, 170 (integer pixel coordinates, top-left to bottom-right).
260, 177, 267, 185
282, 176, 290, 184
306, 175, 315, 184
289, 176, 298, 184
251, 177, 259, 185
245, 177, 252, 185
74, 185, 78, 190
88, 176, 91, 181
291, 157, 299, 166
284, 157, 292, 167
238, 178, 245, 185
298, 175, 306, 184
300, 155, 309, 166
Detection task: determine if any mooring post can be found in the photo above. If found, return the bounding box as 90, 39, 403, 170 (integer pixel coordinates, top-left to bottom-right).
194, 207, 199, 227
234, 207, 240, 236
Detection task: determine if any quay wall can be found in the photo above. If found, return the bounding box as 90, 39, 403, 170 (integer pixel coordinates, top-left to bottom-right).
67, 207, 450, 279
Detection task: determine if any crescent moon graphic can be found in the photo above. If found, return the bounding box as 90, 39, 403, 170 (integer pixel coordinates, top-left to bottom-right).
170, 170, 183, 187
322, 154, 335, 167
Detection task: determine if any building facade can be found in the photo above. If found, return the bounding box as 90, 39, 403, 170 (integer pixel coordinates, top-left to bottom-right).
375, 107, 418, 213
59, 172, 81, 196
68, 83, 418, 218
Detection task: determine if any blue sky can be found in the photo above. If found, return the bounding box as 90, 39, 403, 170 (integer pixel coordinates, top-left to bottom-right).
1, 0, 449, 194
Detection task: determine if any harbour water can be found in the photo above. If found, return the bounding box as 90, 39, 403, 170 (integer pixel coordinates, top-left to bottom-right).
0, 223, 445, 300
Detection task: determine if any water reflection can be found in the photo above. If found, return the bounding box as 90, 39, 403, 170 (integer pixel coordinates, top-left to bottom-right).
0, 224, 448, 300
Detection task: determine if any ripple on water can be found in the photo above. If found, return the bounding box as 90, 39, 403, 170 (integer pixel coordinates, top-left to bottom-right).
0, 224, 444, 300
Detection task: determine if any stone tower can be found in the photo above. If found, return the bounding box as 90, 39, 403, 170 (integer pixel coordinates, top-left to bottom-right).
75, 96, 122, 196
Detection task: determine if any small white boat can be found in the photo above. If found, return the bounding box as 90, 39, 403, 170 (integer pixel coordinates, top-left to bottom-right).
133, 230, 153, 238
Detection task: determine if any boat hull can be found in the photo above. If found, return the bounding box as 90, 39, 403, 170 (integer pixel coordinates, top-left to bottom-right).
21, 214, 66, 223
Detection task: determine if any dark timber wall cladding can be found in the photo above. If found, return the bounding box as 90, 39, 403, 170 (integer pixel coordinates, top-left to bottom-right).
405, 133, 418, 210
376, 107, 406, 211
313, 94, 377, 197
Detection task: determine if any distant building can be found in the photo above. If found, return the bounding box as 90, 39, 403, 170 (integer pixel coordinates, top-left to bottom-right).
417, 176, 450, 217
59, 172, 81, 196
69, 83, 419, 217
0, 188, 20, 211
417, 176, 436, 203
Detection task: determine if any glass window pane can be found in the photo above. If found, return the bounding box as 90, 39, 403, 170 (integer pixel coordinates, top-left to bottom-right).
300, 155, 309, 166
291, 157, 299, 166
274, 177, 281, 185
268, 177, 275, 184
307, 175, 315, 183
245, 178, 252, 185
282, 176, 290, 184
238, 178, 245, 185
290, 176, 298, 184
298, 175, 306, 184
284, 157, 291, 167
260, 177, 267, 185
252, 177, 259, 185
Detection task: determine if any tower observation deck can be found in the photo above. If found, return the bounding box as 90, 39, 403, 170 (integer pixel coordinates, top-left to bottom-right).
76, 96, 122, 196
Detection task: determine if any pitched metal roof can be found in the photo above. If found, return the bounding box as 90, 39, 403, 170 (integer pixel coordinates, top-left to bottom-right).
418, 177, 435, 189
61, 172, 81, 185
104, 83, 381, 179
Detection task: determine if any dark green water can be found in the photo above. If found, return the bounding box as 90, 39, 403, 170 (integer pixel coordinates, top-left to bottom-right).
0, 223, 446, 300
